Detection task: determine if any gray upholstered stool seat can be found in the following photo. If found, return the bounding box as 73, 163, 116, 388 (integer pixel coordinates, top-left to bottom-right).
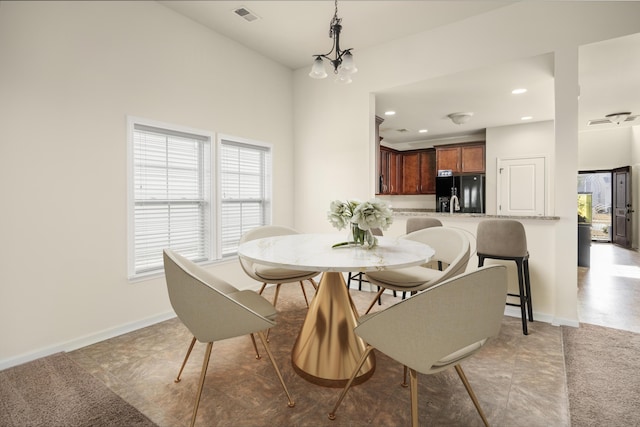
476, 219, 533, 335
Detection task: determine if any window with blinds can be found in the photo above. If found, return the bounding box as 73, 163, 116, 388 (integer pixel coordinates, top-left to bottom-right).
220, 139, 272, 256
129, 122, 211, 277
127, 118, 272, 279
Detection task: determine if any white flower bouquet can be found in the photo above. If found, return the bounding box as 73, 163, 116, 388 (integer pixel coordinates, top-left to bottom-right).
327, 198, 393, 247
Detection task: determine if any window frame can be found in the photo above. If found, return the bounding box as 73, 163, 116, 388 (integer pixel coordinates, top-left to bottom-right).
217, 134, 273, 258
126, 117, 273, 281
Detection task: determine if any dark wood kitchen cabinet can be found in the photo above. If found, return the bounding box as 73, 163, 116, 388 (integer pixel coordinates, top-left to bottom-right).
435, 142, 485, 174
379, 147, 400, 194
419, 150, 436, 193
401, 149, 435, 194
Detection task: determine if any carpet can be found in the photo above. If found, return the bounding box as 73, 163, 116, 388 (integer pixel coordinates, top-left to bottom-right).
562, 323, 640, 427
0, 352, 157, 427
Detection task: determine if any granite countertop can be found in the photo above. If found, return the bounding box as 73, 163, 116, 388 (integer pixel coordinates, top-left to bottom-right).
393, 209, 560, 221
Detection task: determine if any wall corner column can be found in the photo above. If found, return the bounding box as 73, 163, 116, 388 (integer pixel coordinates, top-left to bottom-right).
553, 46, 580, 325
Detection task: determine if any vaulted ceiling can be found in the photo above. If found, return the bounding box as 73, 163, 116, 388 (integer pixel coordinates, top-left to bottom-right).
160, 1, 640, 147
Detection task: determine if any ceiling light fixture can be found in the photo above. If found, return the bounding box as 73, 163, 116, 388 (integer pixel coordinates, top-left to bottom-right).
447, 112, 474, 125
385, 111, 396, 116
308, 0, 357, 84
512, 88, 527, 95
606, 111, 631, 125
419, 129, 428, 133
521, 116, 533, 121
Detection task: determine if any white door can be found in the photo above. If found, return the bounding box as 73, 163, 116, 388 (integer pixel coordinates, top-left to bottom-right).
497, 156, 546, 216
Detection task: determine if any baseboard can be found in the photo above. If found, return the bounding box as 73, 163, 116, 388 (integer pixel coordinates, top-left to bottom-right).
0, 311, 176, 371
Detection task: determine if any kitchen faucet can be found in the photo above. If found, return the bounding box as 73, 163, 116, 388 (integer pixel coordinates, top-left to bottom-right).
450, 188, 460, 213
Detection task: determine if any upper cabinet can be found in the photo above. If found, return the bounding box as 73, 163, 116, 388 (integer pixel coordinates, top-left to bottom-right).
379, 146, 401, 194
378, 147, 435, 195
400, 150, 436, 194
435, 142, 485, 174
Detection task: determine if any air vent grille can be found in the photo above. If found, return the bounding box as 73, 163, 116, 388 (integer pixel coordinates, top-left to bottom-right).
234, 7, 260, 22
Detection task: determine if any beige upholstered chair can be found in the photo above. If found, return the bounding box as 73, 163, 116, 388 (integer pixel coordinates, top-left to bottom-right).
477, 219, 533, 335
405, 217, 442, 234
239, 225, 318, 308
363, 226, 471, 314
163, 249, 294, 427
329, 265, 508, 427
405, 217, 443, 272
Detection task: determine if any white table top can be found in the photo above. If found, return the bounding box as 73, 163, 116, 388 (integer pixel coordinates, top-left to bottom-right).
237, 233, 434, 273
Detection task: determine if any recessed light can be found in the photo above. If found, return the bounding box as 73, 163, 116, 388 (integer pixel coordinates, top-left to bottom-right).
512, 88, 527, 95
384, 111, 396, 116
418, 129, 428, 133
521, 116, 533, 120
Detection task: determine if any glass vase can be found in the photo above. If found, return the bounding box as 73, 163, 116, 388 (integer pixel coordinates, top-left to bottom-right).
349, 223, 377, 248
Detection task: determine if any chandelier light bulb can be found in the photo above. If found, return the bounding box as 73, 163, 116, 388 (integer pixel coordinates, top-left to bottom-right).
340, 51, 357, 74
309, 56, 328, 79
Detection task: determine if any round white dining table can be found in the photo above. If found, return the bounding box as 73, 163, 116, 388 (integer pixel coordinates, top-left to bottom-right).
238, 233, 434, 387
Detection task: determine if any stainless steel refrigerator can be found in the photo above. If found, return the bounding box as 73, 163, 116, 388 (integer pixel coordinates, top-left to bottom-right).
436, 174, 485, 213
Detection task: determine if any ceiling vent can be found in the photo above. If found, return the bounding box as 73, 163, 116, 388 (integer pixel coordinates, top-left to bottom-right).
396, 128, 409, 133
233, 7, 260, 22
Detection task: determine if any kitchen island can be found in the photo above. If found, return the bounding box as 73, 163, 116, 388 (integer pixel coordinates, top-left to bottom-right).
380, 210, 572, 328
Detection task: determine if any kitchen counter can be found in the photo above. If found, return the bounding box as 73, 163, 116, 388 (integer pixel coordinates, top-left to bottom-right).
393, 208, 560, 221
383, 208, 566, 328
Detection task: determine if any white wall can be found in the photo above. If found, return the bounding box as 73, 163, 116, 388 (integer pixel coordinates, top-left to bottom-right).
0, 2, 294, 367
293, 2, 640, 326
486, 121, 555, 215
579, 127, 634, 170
631, 126, 640, 249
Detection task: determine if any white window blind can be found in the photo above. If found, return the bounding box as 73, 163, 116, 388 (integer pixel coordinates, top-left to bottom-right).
220, 139, 271, 256
131, 123, 211, 275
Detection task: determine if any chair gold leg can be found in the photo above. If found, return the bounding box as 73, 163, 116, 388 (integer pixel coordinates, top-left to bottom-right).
190, 341, 213, 427
401, 365, 409, 388
328, 345, 374, 421
309, 278, 318, 290
273, 283, 282, 307
409, 368, 419, 427
257, 331, 295, 408
175, 336, 197, 383
265, 284, 283, 342
364, 288, 385, 314
249, 333, 261, 359
258, 283, 267, 295
299, 281, 310, 307
455, 364, 490, 427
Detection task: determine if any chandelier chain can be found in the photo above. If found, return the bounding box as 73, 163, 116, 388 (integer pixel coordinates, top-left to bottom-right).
329, 0, 341, 38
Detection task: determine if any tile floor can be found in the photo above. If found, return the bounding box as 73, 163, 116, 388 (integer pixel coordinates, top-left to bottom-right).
578, 242, 640, 333
68, 242, 639, 427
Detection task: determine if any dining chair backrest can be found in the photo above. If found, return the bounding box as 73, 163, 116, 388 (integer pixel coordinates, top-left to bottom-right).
238, 225, 299, 280
163, 249, 275, 343
406, 217, 442, 234
402, 226, 471, 281
355, 265, 507, 374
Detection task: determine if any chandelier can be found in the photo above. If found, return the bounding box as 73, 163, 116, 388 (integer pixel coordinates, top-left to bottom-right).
308, 0, 357, 83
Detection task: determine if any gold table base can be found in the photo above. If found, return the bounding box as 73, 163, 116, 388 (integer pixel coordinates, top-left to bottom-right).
291, 271, 375, 387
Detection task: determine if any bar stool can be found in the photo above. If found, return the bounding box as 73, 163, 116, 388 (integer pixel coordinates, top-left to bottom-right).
476, 219, 533, 335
